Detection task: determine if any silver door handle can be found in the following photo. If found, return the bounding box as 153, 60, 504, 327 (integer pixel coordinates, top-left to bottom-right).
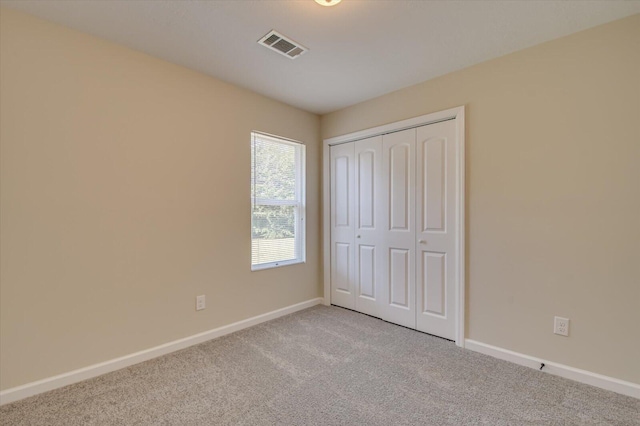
356, 235, 361, 239
418, 240, 426, 244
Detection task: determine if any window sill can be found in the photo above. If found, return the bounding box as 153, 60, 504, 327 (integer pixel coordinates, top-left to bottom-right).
251, 259, 305, 271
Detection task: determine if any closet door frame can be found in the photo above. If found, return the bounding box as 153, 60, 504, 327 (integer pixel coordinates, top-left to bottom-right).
322, 106, 466, 347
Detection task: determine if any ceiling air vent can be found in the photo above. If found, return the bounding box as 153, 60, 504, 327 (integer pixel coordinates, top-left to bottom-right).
258, 30, 308, 59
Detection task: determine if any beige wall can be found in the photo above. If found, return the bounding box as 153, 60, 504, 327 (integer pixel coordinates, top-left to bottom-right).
0, 8, 321, 390
322, 14, 640, 384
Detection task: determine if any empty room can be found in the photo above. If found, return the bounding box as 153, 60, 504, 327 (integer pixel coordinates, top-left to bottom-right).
0, 1, 638, 424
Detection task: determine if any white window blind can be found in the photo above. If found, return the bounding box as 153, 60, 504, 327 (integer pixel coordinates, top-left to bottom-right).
251, 132, 305, 270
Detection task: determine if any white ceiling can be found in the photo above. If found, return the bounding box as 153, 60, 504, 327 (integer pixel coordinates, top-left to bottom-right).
2, 1, 639, 114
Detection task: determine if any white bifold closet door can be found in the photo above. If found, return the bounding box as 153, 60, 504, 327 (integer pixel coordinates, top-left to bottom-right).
415, 120, 457, 340
330, 119, 458, 341
353, 136, 383, 318
380, 128, 417, 329
329, 136, 384, 317
330, 142, 355, 309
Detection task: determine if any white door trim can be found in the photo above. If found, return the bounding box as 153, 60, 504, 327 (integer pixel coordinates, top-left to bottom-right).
322, 106, 466, 347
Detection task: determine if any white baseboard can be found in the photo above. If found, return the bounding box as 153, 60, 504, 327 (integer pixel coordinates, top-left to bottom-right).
0, 297, 324, 406
465, 339, 639, 399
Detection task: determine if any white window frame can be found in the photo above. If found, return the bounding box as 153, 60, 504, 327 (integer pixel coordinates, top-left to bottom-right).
251, 132, 306, 271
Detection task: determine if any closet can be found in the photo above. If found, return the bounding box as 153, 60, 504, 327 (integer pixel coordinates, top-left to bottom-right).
327, 110, 464, 342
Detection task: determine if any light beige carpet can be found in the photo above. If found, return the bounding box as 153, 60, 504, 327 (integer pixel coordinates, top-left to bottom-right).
1, 305, 638, 425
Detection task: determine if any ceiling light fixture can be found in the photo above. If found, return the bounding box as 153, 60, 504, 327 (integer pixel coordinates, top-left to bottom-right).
314, 0, 342, 6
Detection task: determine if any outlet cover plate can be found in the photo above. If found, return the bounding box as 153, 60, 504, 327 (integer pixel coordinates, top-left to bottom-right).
554, 316, 569, 336
196, 295, 206, 311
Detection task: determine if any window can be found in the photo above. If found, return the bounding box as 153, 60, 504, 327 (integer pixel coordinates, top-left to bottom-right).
251, 132, 305, 270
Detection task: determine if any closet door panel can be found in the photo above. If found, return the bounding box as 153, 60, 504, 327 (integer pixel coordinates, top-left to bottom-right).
389, 248, 410, 307
380, 129, 416, 329
416, 120, 457, 339
354, 136, 383, 317
333, 243, 352, 293
330, 143, 355, 309
357, 245, 376, 298
389, 144, 411, 231
357, 151, 375, 229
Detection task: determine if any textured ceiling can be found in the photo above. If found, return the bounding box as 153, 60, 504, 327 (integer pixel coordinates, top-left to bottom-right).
2, 1, 639, 114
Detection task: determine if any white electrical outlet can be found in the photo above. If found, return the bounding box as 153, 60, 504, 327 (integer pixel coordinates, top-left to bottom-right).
196, 295, 206, 311
554, 316, 569, 336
